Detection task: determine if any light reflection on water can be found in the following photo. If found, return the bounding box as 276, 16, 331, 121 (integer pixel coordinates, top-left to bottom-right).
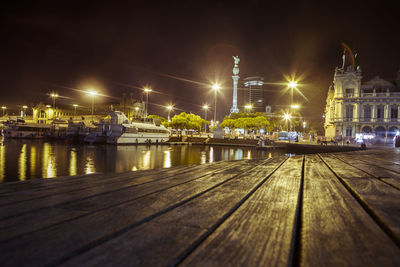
0, 138, 283, 183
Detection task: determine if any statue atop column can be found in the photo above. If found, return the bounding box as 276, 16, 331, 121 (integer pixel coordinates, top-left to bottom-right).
230, 56, 240, 113
232, 56, 240, 76
233, 56, 240, 66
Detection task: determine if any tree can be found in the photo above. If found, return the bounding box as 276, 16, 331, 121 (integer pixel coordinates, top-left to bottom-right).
167, 112, 208, 132
220, 113, 271, 136
148, 114, 167, 126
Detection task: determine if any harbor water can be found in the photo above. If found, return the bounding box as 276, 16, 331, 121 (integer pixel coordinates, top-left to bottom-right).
0, 138, 283, 183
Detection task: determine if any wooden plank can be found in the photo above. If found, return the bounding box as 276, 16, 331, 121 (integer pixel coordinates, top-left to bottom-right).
332, 153, 400, 189
0, 157, 287, 266
61, 157, 294, 266
320, 154, 400, 241
0, 159, 262, 242
0, 162, 217, 204
301, 155, 400, 266
0, 160, 240, 219
180, 156, 303, 266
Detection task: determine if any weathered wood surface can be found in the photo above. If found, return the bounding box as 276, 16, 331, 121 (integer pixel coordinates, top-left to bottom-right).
0, 150, 400, 266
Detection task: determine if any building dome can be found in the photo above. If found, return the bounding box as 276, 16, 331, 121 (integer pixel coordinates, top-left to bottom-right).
364, 76, 394, 88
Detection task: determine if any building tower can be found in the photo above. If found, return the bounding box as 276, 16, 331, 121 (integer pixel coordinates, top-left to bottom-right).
243, 76, 264, 112
230, 56, 240, 113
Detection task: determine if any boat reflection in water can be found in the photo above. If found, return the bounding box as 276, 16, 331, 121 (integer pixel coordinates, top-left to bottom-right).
0, 138, 280, 183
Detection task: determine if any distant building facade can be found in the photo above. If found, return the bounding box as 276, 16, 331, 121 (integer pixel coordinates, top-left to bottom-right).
243, 76, 265, 112
324, 58, 400, 143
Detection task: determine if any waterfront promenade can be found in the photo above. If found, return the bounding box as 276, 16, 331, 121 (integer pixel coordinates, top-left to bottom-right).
1, 150, 400, 266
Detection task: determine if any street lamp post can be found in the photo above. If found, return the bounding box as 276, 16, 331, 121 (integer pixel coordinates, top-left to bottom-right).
1, 106, 6, 116
166, 105, 173, 122
284, 113, 292, 143
22, 105, 28, 118
87, 91, 97, 116
51, 93, 58, 109
203, 104, 209, 133
288, 81, 297, 111
144, 88, 152, 118
73, 104, 78, 116
212, 84, 221, 124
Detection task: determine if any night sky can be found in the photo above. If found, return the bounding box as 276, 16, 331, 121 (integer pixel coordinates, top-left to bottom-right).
1, 0, 399, 122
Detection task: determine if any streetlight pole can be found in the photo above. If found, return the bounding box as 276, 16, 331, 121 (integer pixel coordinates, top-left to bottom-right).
73, 104, 78, 116
1, 106, 6, 116
167, 105, 173, 121
22, 105, 28, 118
203, 104, 208, 134
87, 91, 97, 121
144, 88, 152, 118
212, 84, 220, 125
51, 93, 58, 109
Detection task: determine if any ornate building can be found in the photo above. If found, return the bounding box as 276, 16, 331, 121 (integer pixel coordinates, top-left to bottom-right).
324, 57, 400, 143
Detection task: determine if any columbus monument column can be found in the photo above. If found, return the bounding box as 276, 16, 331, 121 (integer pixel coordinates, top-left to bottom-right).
230, 56, 240, 113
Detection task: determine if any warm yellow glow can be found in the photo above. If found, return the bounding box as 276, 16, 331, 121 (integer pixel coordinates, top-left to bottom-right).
244, 104, 253, 110
247, 150, 251, 159
88, 90, 98, 96
22, 105, 28, 109
85, 156, 95, 174
163, 150, 171, 168
1, 106, 6, 109
209, 147, 214, 163
284, 114, 291, 120
42, 143, 56, 178
143, 150, 151, 169
288, 81, 297, 88
203, 104, 209, 110
46, 105, 51, 108
18, 144, 26, 181
51, 93, 58, 97
30, 146, 36, 178
69, 149, 77, 176
291, 104, 300, 109
135, 107, 139, 111
73, 104, 78, 107
166, 105, 173, 110
0, 144, 5, 182
212, 84, 221, 91
144, 88, 152, 93
200, 151, 207, 164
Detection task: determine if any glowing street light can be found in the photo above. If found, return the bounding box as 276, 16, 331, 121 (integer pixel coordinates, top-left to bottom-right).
50, 93, 58, 109
87, 91, 98, 116
212, 84, 221, 123
244, 104, 253, 112
291, 104, 300, 109
144, 88, 152, 118
166, 105, 173, 121
287, 80, 298, 110
22, 105, 28, 117
283, 113, 292, 142
73, 104, 78, 116
1, 106, 6, 116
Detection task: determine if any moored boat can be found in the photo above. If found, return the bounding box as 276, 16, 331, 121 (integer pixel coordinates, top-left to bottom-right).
83, 111, 170, 144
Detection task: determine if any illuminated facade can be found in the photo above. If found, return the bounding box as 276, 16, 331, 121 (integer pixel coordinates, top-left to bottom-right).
33, 103, 74, 124
324, 61, 400, 143
243, 76, 264, 112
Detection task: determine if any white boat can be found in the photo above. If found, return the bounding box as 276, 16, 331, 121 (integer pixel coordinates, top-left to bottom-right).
3, 122, 52, 139
83, 111, 170, 144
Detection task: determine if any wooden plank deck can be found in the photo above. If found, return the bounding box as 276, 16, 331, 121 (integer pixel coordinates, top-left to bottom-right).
0, 150, 400, 266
